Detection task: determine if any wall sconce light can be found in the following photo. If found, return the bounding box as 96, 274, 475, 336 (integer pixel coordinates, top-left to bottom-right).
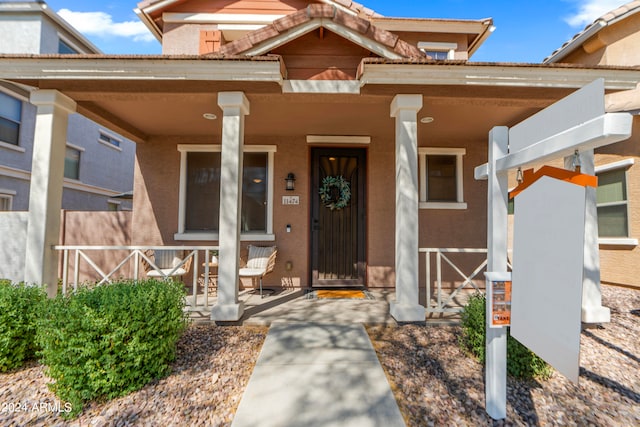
285, 173, 296, 191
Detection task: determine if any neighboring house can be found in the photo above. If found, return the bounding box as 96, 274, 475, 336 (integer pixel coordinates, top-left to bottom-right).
544, 0, 640, 289
1, 0, 639, 322
0, 1, 135, 212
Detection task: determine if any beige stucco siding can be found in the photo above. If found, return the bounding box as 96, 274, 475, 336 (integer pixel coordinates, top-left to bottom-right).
596, 116, 640, 289
563, 13, 640, 66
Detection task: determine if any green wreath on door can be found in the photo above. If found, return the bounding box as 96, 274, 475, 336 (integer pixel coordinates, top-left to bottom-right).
319, 175, 351, 210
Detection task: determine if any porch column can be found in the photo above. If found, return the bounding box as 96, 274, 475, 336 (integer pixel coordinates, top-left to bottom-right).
24, 90, 76, 297
564, 150, 611, 323
389, 94, 426, 322
211, 92, 250, 322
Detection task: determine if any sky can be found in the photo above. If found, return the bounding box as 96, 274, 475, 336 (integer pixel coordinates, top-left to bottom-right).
42, 0, 630, 62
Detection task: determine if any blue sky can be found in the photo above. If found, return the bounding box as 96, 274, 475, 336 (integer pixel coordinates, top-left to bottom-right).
44, 0, 628, 62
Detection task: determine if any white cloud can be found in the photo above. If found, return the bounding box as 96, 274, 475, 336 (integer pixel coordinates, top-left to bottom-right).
58, 9, 155, 43
565, 0, 626, 28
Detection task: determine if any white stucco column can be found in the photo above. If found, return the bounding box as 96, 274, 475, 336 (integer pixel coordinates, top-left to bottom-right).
564, 150, 611, 323
211, 92, 250, 322
389, 94, 426, 322
24, 90, 76, 297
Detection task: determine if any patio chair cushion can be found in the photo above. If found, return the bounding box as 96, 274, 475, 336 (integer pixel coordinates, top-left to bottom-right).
239, 267, 267, 278
154, 250, 183, 269
147, 267, 189, 278
245, 246, 276, 271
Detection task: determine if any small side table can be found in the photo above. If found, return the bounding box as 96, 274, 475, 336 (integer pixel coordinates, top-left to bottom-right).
199, 262, 218, 296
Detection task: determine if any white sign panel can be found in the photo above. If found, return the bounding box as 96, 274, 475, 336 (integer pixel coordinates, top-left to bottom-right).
509, 78, 604, 154
511, 176, 585, 383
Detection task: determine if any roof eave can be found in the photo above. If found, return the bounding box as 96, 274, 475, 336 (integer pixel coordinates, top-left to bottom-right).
544, 20, 606, 64
468, 19, 494, 58
358, 61, 640, 90
0, 55, 285, 83
134, 7, 163, 42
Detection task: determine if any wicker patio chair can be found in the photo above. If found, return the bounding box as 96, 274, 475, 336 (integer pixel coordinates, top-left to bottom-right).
239, 245, 277, 298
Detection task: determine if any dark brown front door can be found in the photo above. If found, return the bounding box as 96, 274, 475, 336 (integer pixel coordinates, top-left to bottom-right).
311, 148, 366, 287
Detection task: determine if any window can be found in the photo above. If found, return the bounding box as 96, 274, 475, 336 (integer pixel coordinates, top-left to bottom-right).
596, 163, 631, 238
107, 201, 120, 211
64, 146, 81, 180
176, 145, 276, 240
0, 91, 22, 146
417, 42, 457, 60
99, 131, 122, 149
58, 38, 78, 54
0, 191, 14, 211
419, 147, 466, 209
424, 50, 449, 60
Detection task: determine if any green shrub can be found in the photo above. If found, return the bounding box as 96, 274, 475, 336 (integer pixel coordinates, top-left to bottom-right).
0, 281, 47, 372
459, 292, 552, 380
37, 279, 189, 416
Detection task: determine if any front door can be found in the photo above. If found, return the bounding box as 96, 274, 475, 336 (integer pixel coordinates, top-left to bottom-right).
311, 148, 366, 287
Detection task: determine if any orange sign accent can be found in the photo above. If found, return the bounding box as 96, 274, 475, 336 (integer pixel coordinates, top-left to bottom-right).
491, 280, 512, 327
509, 165, 597, 199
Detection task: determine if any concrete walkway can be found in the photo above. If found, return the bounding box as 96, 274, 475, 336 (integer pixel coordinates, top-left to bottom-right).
231, 322, 406, 427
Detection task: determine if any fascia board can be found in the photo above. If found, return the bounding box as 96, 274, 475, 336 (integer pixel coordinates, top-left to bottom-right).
359, 63, 640, 90
162, 13, 285, 24
134, 7, 163, 42
0, 57, 284, 83
371, 17, 490, 34
245, 19, 402, 60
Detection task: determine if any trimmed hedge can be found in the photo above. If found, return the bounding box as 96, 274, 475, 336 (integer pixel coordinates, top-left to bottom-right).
37, 279, 189, 416
460, 292, 552, 380
0, 280, 47, 372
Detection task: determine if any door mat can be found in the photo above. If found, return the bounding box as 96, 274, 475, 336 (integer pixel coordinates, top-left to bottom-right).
305, 290, 375, 300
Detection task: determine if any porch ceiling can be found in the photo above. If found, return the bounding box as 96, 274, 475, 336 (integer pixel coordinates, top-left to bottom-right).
24, 79, 584, 144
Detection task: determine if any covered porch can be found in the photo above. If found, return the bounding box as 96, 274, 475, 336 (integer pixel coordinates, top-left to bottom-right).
2, 55, 637, 322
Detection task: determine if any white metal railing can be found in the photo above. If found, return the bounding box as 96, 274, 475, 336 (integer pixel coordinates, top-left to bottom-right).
420, 248, 513, 314
53, 245, 219, 309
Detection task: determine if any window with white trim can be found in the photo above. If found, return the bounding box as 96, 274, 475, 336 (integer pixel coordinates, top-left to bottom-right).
418, 42, 457, 60
419, 147, 466, 209
0, 191, 14, 211
596, 163, 631, 238
176, 145, 275, 240
99, 131, 122, 149
64, 146, 82, 180
0, 91, 22, 146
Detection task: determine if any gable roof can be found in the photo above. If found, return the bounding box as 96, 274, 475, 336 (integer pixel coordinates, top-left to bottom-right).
544, 0, 640, 63
136, 0, 381, 40
216, 4, 422, 58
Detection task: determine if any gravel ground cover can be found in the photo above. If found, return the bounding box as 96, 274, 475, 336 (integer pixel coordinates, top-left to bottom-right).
0, 286, 637, 426
0, 325, 267, 427
367, 285, 640, 426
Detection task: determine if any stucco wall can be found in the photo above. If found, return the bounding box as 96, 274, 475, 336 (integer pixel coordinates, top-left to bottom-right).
0, 15, 42, 53
0, 212, 28, 282
595, 116, 640, 289
563, 13, 640, 66
67, 114, 136, 193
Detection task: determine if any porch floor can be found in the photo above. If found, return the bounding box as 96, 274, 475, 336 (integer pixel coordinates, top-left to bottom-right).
186, 288, 464, 325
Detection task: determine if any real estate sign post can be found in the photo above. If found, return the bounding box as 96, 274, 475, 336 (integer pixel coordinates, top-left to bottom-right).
475, 79, 632, 420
